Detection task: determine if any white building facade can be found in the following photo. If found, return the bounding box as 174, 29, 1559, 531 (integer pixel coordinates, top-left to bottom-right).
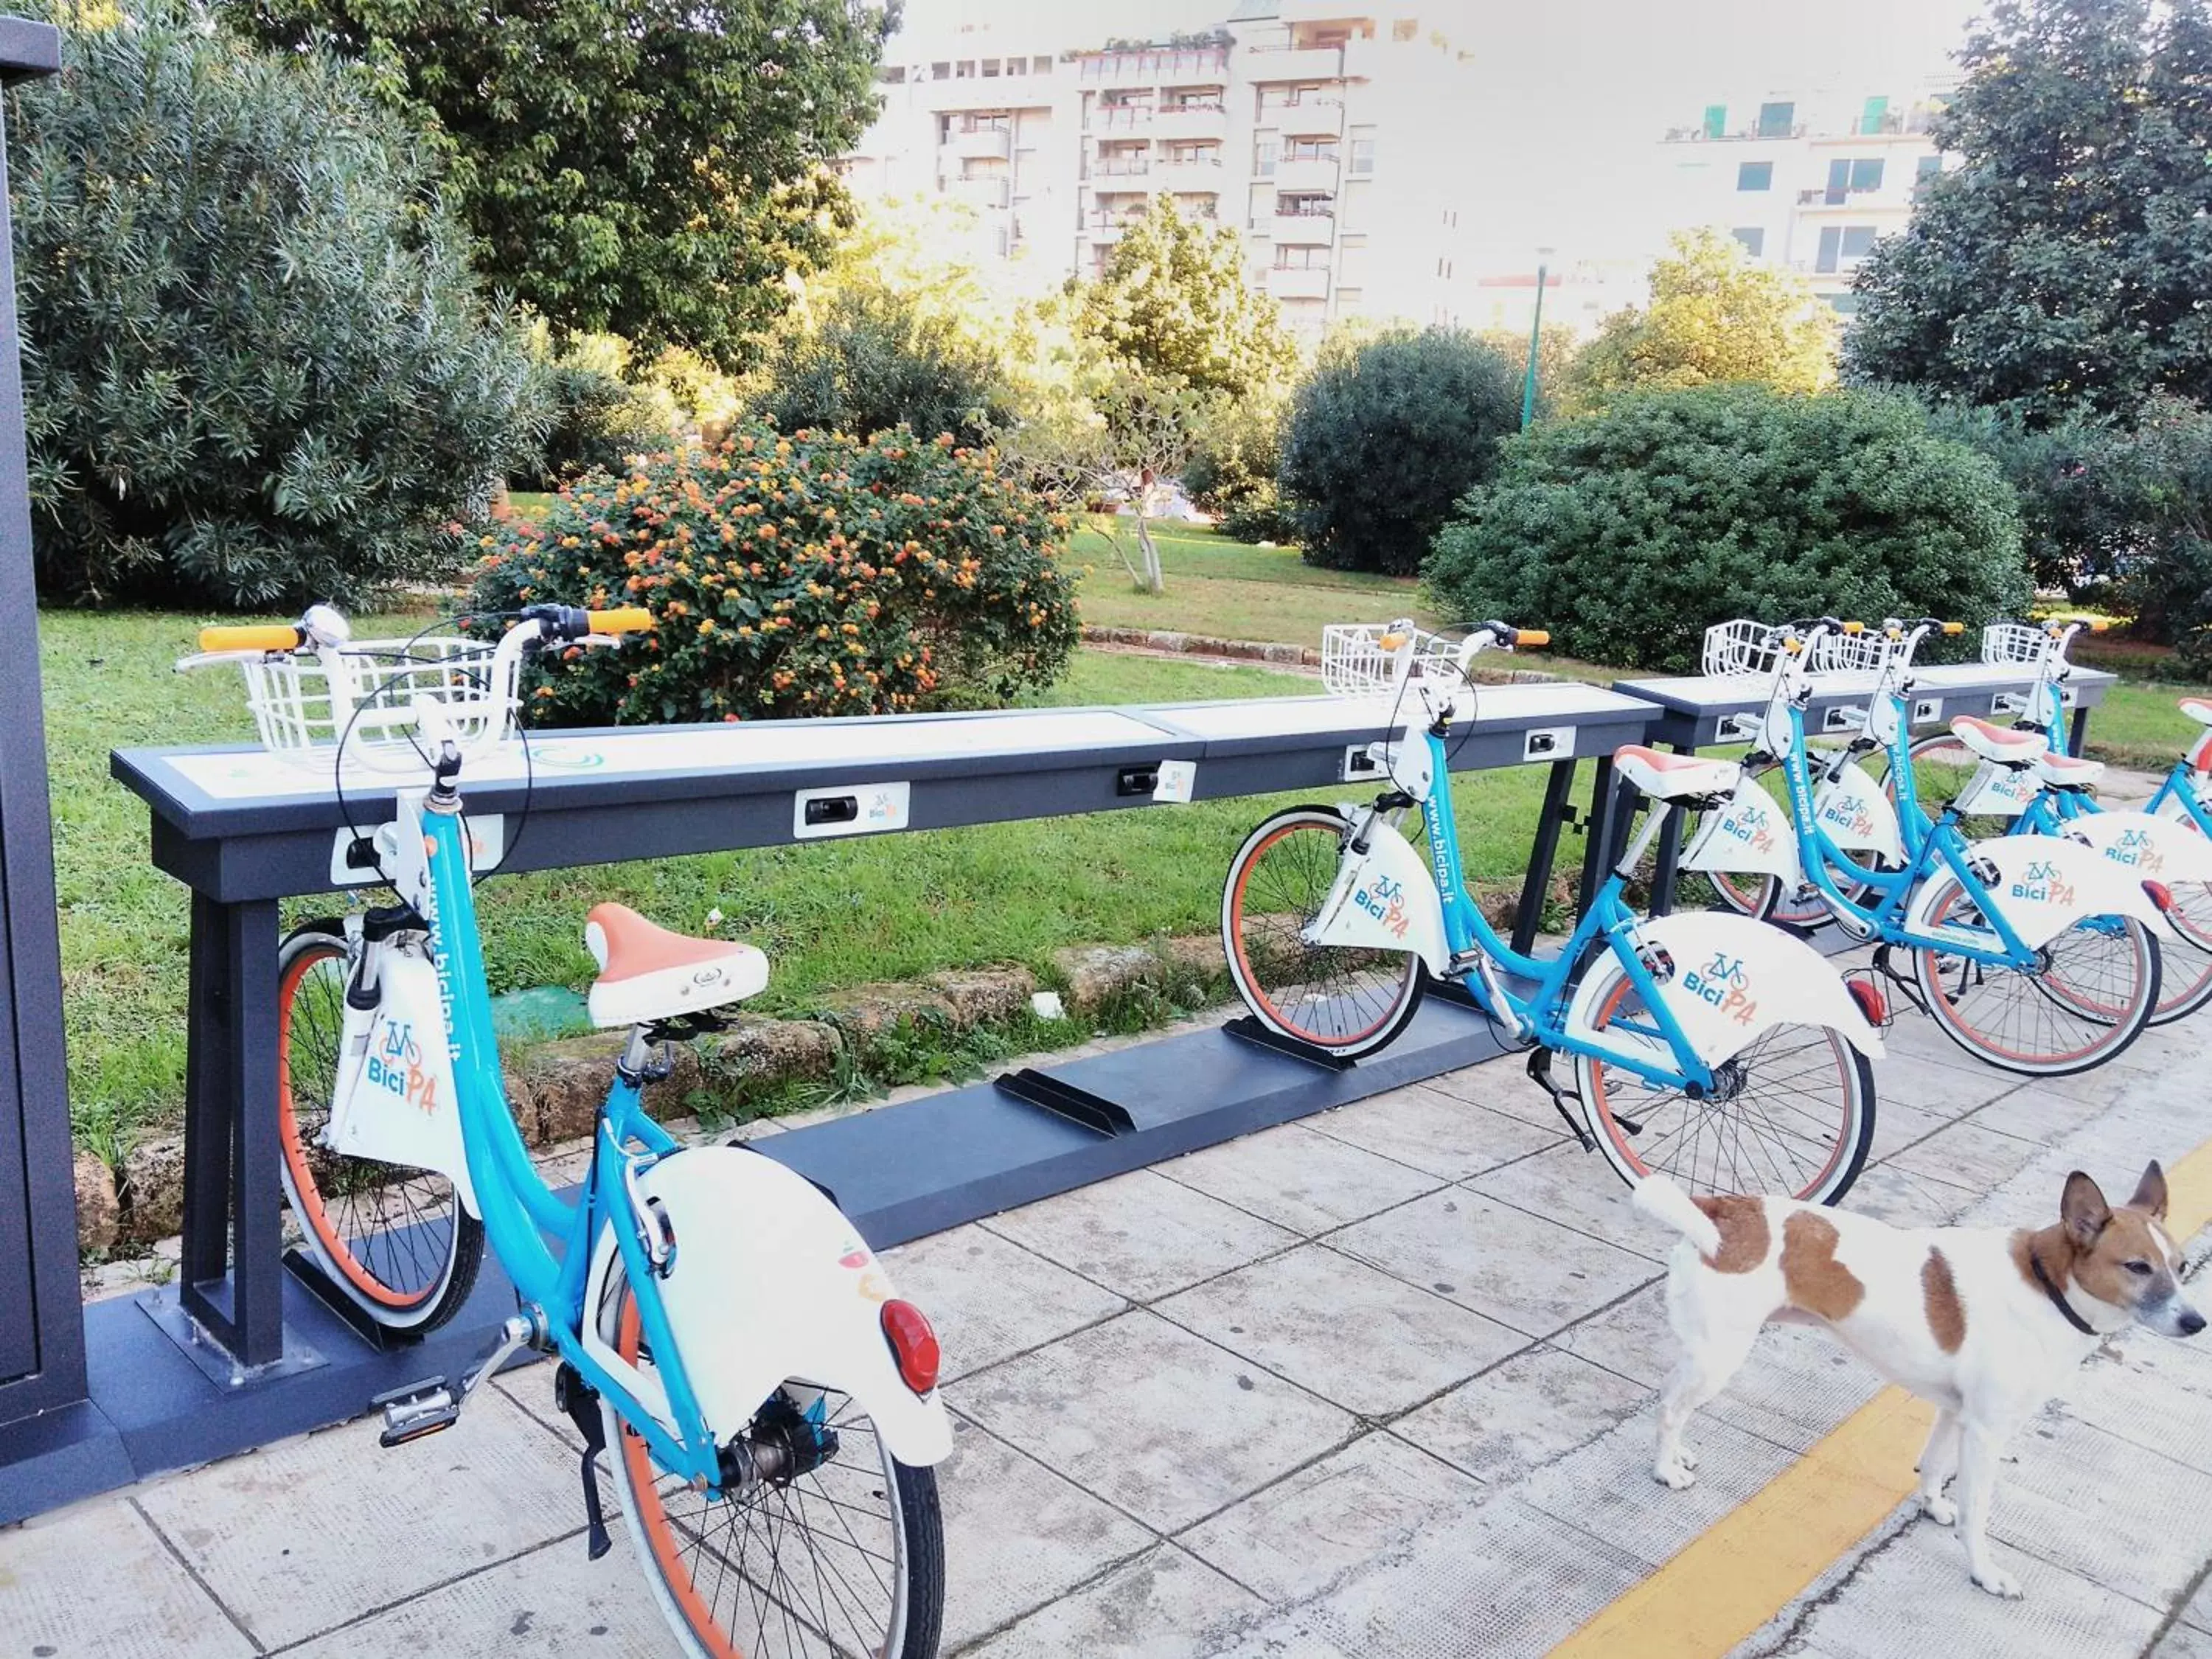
1655, 85, 1955, 313
842, 4, 1480, 336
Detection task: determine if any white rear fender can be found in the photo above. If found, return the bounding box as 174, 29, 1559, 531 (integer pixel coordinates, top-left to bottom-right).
1565, 910, 1884, 1067
1683, 774, 1801, 882
327, 949, 478, 1217
1812, 758, 1905, 860
2067, 810, 2212, 888
1907, 834, 2166, 950
1304, 817, 1452, 975
580, 1147, 952, 1468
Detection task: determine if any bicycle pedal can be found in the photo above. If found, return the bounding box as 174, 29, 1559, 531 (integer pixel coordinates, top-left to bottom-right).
372, 1377, 459, 1448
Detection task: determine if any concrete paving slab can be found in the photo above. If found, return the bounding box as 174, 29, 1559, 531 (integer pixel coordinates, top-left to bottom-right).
1983, 1411, 2212, 1612
1155, 1243, 1526, 1416
1544, 1281, 1674, 1386
2059, 1329, 2212, 1478
1863, 1094, 1961, 1163
960, 1543, 1262, 1658
882, 1222, 1128, 1382
0, 1495, 254, 1658
1516, 1408, 1802, 1569
2177, 1562, 2212, 1634
1250, 1492, 1649, 1658
934, 1415, 1157, 1651
1838, 1160, 1980, 1226
1697, 1318, 1885, 1454
1467, 1141, 1668, 1261
1155, 1122, 1443, 1238
1305, 1084, 1563, 1180
1411, 1057, 1562, 1124
1959, 1080, 2108, 1150
1870, 1047, 2025, 1117
1391, 1344, 1652, 1486
1177, 1430, 1484, 1606
1332, 1188, 1658, 1340
947, 1311, 1357, 1534
1886, 1118, 2048, 1190
1744, 1517, 2166, 1659
133, 1389, 580, 1650
2154, 1624, 2212, 1659
979, 1169, 1298, 1303
280, 1534, 671, 1658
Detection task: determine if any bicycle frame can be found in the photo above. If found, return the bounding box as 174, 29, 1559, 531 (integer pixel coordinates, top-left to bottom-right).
417, 796, 724, 1486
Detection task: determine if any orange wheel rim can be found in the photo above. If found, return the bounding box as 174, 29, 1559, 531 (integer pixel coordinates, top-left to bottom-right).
1230, 820, 1402, 1046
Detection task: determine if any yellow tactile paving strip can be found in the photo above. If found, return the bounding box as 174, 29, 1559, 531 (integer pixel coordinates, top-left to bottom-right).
1548, 1135, 2212, 1659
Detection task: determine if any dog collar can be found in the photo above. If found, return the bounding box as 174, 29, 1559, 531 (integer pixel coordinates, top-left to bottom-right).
2030, 1251, 2100, 1337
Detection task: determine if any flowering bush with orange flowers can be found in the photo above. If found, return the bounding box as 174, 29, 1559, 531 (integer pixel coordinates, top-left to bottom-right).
467, 423, 1080, 723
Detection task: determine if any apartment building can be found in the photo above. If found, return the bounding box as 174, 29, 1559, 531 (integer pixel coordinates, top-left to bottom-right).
1656, 85, 1955, 313
841, 5, 1480, 336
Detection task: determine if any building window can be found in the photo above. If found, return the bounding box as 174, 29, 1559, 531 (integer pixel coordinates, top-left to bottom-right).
1006, 58, 1026, 74
1337, 287, 1364, 306
1279, 192, 1334, 218
1284, 139, 1337, 161
1850, 157, 1884, 192
1703, 102, 1727, 139
1392, 18, 1416, 40
879, 65, 906, 84
1829, 293, 1862, 316
1256, 138, 1278, 177
931, 61, 950, 80
1816, 224, 1879, 273
1756, 100, 1795, 137
1858, 94, 1891, 135
1916, 154, 1943, 191
956, 60, 973, 78
1732, 226, 1764, 257
1034, 55, 1052, 74
982, 58, 1000, 77
1350, 137, 1375, 174
1737, 161, 1772, 191
1276, 246, 1329, 269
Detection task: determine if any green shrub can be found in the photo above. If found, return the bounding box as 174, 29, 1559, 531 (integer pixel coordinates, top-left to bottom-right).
752, 287, 1016, 450
15, 3, 544, 608
515, 335, 672, 491
1278, 327, 1521, 576
1425, 386, 2031, 673
1184, 392, 1294, 541
1920, 403, 2141, 598
467, 425, 1080, 722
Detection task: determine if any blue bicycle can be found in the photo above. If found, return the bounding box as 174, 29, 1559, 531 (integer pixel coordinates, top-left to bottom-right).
189, 606, 951, 1659
1895, 617, 2212, 1023
1223, 621, 1886, 1203
1683, 619, 2167, 1077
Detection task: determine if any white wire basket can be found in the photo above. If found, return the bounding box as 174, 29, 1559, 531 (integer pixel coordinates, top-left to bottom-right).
234, 635, 521, 774
1982, 622, 2048, 666
1320, 622, 1461, 698
1701, 619, 1786, 679
1808, 628, 1893, 674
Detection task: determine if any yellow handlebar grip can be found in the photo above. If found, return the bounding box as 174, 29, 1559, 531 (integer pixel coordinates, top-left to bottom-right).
1942, 622, 1965, 635
1377, 632, 1408, 651
1843, 620, 1865, 635
1516, 629, 1550, 648
587, 607, 654, 635
2090, 619, 2110, 633
199, 623, 305, 653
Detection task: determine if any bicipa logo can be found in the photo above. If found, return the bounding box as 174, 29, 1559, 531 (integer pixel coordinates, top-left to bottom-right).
2012, 858, 2076, 907
1822, 797, 1876, 840
1721, 800, 1776, 855
366, 1016, 440, 1113
1680, 949, 1759, 1027
1354, 873, 1411, 939
2107, 826, 2166, 874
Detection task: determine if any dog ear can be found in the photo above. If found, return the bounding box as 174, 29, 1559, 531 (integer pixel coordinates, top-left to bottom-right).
2130, 1161, 2170, 1221
2062, 1170, 2111, 1248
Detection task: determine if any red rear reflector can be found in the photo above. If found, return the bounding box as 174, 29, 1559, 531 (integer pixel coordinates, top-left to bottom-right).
880, 1299, 941, 1395
1846, 979, 1886, 1027
2146, 880, 2176, 912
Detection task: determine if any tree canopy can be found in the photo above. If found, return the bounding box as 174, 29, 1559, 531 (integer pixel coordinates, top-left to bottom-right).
226, 0, 893, 369
1078, 195, 1297, 398
1846, 0, 2212, 424
1570, 229, 1837, 403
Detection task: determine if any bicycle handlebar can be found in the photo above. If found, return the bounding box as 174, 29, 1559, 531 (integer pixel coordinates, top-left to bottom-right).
199, 622, 307, 654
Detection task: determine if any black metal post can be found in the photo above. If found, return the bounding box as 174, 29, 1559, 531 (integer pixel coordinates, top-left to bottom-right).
1646, 743, 1693, 916
2068, 703, 2090, 758
0, 18, 80, 1433
1573, 755, 1620, 920
1509, 758, 1579, 955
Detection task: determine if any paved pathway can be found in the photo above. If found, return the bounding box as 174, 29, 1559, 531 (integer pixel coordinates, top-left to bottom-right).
7, 1000, 2212, 1657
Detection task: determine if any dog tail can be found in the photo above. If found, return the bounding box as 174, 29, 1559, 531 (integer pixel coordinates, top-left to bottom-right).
1632, 1175, 1722, 1258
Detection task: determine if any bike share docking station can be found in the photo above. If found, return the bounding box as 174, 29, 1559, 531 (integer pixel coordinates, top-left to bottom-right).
0, 678, 1656, 1521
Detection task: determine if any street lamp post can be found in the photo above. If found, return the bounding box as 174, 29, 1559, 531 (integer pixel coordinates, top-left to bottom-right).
1520, 245, 1555, 430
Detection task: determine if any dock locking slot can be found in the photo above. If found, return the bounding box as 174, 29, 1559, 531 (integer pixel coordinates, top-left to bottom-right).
1116, 765, 1158, 797
1823, 705, 1865, 734
1341, 743, 1384, 782
1991, 692, 2026, 717
1715, 713, 1761, 744
804, 796, 859, 827
1522, 726, 1575, 762
1913, 697, 1944, 726
793, 781, 910, 841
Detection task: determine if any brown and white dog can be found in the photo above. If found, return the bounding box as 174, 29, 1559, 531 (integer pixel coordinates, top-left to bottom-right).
1634, 1164, 2204, 1598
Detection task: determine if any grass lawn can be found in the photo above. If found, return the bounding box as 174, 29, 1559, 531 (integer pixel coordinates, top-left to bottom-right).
52, 613, 1565, 1158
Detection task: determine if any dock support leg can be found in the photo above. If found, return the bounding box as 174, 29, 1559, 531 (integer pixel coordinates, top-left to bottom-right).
1511, 759, 1579, 956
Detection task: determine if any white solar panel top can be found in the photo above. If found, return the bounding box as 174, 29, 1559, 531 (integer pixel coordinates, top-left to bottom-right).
1151, 680, 1645, 741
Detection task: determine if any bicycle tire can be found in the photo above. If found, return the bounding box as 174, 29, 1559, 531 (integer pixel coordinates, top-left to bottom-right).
275, 922, 483, 1332
1221, 805, 1425, 1059
600, 1278, 946, 1659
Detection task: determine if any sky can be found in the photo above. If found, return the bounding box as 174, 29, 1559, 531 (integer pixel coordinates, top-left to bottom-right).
888, 0, 1990, 271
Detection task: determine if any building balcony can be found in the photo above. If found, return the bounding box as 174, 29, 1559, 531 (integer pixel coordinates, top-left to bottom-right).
1091, 156, 1152, 178
1077, 47, 1229, 85
1094, 105, 1155, 133
1267, 265, 1329, 300
1274, 99, 1343, 139
1660, 122, 1809, 142
1273, 155, 1339, 192
1153, 154, 1225, 184
945, 175, 1010, 209
1085, 215, 1146, 243
1241, 44, 1343, 81
1269, 211, 1336, 246
1153, 102, 1228, 142
942, 128, 1011, 162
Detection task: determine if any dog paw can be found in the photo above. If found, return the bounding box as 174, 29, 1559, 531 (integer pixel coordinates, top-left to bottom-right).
1677, 1448, 1700, 1471
1652, 1457, 1697, 1491
1919, 1495, 1957, 1527
1971, 1566, 2024, 1600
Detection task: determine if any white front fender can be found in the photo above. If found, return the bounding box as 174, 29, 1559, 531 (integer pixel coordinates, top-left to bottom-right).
582, 1147, 952, 1468
1812, 758, 1905, 862
1907, 834, 2166, 950
2066, 810, 2212, 886
1683, 774, 1801, 882
1564, 910, 1884, 1067
1304, 817, 1453, 975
